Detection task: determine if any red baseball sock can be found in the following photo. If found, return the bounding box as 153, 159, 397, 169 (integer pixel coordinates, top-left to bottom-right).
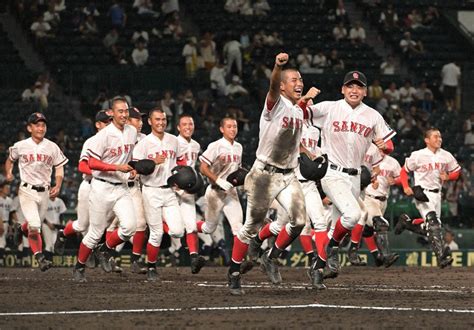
28, 232, 42, 254
275, 226, 295, 250
413, 218, 424, 225
231, 236, 248, 264
163, 222, 169, 234
132, 230, 146, 255
314, 230, 328, 260
63, 220, 76, 237
351, 223, 364, 245
21, 222, 29, 236
106, 229, 124, 249
105, 231, 113, 242
77, 242, 92, 264
332, 218, 350, 243
258, 223, 273, 241
147, 242, 160, 264
196, 220, 204, 232
364, 235, 378, 253
186, 232, 199, 254
299, 234, 314, 254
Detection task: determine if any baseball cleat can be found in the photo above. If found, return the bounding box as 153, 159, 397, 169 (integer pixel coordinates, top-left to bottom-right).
73, 267, 87, 283
36, 253, 52, 272
383, 253, 399, 268
146, 267, 158, 281
394, 214, 410, 235
322, 268, 339, 279
307, 268, 327, 290
240, 260, 255, 274
439, 256, 454, 269
54, 230, 66, 255
110, 257, 123, 273
248, 237, 262, 259
374, 254, 385, 267
131, 260, 147, 274
348, 247, 367, 266
325, 245, 340, 273
95, 244, 113, 273
260, 250, 282, 285
227, 271, 245, 296
190, 254, 206, 274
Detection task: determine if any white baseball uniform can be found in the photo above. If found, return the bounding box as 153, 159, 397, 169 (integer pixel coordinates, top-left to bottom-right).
42, 197, 66, 252
238, 95, 307, 244
81, 123, 137, 249
0, 195, 13, 249
404, 147, 460, 219
8, 137, 68, 231
11, 196, 29, 248
133, 132, 184, 248
308, 99, 396, 229
200, 137, 244, 235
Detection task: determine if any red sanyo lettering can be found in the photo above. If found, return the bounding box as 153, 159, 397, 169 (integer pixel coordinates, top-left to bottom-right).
301, 138, 317, 149
419, 162, 448, 173
332, 121, 372, 137
183, 152, 198, 161
22, 153, 53, 165
219, 154, 241, 163
281, 117, 303, 130
148, 150, 176, 159
379, 169, 392, 177
110, 144, 135, 157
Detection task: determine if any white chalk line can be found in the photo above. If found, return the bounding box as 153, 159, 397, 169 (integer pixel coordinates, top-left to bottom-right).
1, 303, 474, 317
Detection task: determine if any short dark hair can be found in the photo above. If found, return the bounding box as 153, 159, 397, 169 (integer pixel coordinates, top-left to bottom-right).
280, 68, 300, 82
220, 116, 237, 127
110, 96, 129, 109
177, 114, 193, 125
424, 127, 440, 138
149, 107, 165, 118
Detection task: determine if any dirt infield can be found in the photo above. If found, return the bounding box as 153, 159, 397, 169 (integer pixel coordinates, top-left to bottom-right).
1, 265, 473, 329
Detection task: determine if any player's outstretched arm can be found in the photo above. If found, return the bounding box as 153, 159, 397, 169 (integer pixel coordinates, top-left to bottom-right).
267, 53, 288, 108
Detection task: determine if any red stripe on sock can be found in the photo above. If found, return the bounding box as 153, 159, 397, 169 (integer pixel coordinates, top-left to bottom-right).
258, 223, 273, 241
186, 232, 199, 254
163, 221, 169, 234
63, 220, 76, 237
77, 242, 92, 264
299, 235, 314, 254
351, 223, 364, 244
231, 236, 249, 264
28, 232, 42, 254
332, 218, 350, 243
314, 230, 328, 260
196, 220, 204, 233
275, 226, 294, 250
413, 218, 424, 225
364, 235, 378, 252
106, 229, 124, 249
132, 230, 146, 255
147, 242, 160, 263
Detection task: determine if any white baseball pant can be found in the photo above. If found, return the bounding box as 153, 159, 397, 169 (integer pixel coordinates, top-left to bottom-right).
72, 180, 91, 233
41, 223, 57, 253
18, 185, 49, 231
202, 186, 243, 236
0, 223, 9, 248
363, 194, 388, 226
178, 191, 198, 233
415, 191, 442, 220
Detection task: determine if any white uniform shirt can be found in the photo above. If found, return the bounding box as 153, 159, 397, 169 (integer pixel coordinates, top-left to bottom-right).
0, 196, 12, 223
309, 99, 396, 169
296, 123, 322, 180
133, 132, 180, 187
87, 123, 137, 183
79, 136, 96, 181
404, 147, 460, 190
199, 137, 242, 180
45, 197, 67, 225
366, 155, 401, 197
256, 95, 305, 169
177, 135, 200, 167
363, 144, 384, 168
9, 137, 68, 186
11, 196, 25, 223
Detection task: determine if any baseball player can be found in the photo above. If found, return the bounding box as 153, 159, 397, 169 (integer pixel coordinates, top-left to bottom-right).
306, 70, 396, 289
42, 196, 66, 260
175, 114, 207, 273
72, 97, 137, 282
0, 181, 13, 266
54, 110, 111, 254
5, 112, 68, 271
227, 53, 320, 295
132, 108, 189, 281
397, 128, 460, 268
197, 117, 244, 262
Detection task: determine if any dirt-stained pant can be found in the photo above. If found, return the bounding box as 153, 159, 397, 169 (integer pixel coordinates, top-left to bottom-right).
202, 186, 242, 235
237, 160, 306, 244
18, 185, 49, 232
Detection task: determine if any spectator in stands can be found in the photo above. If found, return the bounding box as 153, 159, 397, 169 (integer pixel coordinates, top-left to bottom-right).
79, 15, 99, 38
252, 62, 271, 104
182, 36, 198, 78
238, 0, 253, 15
399, 80, 417, 106
226, 75, 248, 99
335, 0, 349, 25
399, 31, 424, 58
422, 6, 439, 28
224, 0, 242, 14
158, 90, 176, 127
327, 49, 344, 72
161, 0, 179, 16
103, 28, 119, 56
53, 0, 66, 13
163, 11, 182, 40
368, 78, 384, 103
93, 88, 109, 110
312, 50, 327, 71
253, 0, 270, 16
379, 4, 399, 32
181, 89, 197, 119
405, 9, 423, 30
463, 113, 474, 133
332, 21, 347, 41
441, 61, 461, 112
131, 25, 149, 45
83, 1, 100, 17
297, 48, 313, 73
263, 32, 283, 47
200, 32, 217, 70
418, 91, 436, 114
349, 21, 366, 44
210, 61, 227, 97
253, 29, 267, 46
223, 36, 242, 78
30, 16, 52, 39
398, 112, 419, 140
132, 41, 149, 67
240, 31, 251, 50
133, 0, 160, 17
464, 126, 474, 148
415, 81, 433, 101
21, 82, 42, 102
54, 129, 73, 152
380, 55, 396, 75
36, 73, 51, 98
43, 3, 60, 29
444, 231, 459, 251
226, 105, 250, 131
108, 0, 127, 29
384, 82, 400, 106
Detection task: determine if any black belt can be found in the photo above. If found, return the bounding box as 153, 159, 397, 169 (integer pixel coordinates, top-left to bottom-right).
143, 184, 170, 188
128, 181, 135, 188
84, 179, 91, 184
22, 183, 48, 192
263, 164, 293, 174
329, 164, 359, 176
367, 194, 387, 202
94, 177, 123, 186
423, 188, 440, 193
299, 180, 309, 183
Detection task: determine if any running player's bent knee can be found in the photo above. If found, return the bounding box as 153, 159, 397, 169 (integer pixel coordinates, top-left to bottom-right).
148, 232, 163, 247
373, 216, 389, 232
120, 223, 137, 240
202, 221, 217, 234
168, 228, 184, 238
28, 227, 41, 234
341, 208, 362, 229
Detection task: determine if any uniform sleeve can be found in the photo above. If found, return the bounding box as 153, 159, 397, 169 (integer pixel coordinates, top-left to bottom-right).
79, 139, 91, 162
175, 138, 184, 160
8, 143, 19, 162
374, 113, 396, 142
53, 143, 69, 168
87, 130, 107, 160
263, 94, 282, 121
371, 148, 384, 167
238, 143, 243, 166
404, 152, 417, 172
307, 101, 330, 127
132, 139, 146, 161
392, 159, 402, 179
59, 198, 67, 214
446, 152, 461, 173
199, 142, 217, 166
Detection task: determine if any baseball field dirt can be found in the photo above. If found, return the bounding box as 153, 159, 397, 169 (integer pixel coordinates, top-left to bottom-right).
1, 265, 473, 328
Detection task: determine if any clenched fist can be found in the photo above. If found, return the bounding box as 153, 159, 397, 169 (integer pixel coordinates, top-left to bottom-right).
275, 53, 288, 67
302, 87, 321, 101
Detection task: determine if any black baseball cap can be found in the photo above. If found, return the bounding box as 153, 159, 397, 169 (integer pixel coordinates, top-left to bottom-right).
343, 71, 367, 87
27, 112, 47, 124
95, 110, 112, 123
129, 107, 146, 119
